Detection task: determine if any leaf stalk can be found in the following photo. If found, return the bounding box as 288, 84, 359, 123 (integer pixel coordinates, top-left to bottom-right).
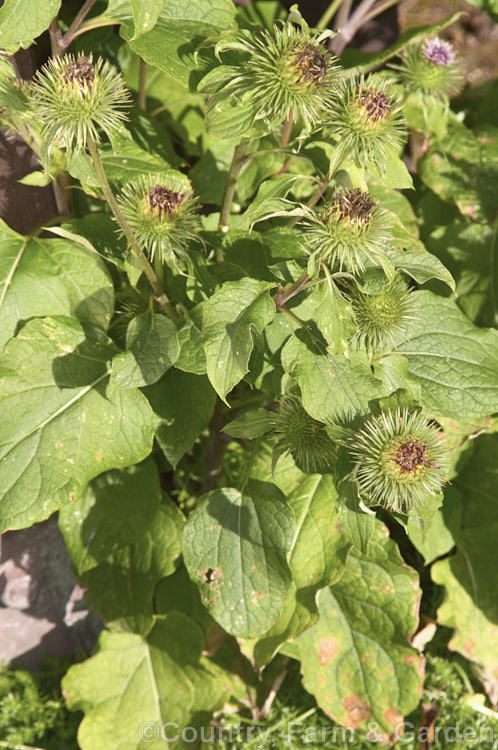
218, 137, 251, 246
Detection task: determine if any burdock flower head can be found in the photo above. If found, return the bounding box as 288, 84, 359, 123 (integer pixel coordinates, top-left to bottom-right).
31, 53, 130, 150
392, 37, 464, 99
117, 172, 201, 270
348, 275, 416, 352
272, 397, 337, 474
324, 74, 406, 171
199, 12, 341, 131
302, 188, 394, 278
349, 408, 449, 513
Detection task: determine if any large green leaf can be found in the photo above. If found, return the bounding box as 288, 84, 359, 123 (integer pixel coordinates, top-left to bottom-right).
144, 369, 216, 468
202, 279, 276, 402
0, 316, 154, 531
175, 305, 207, 375
249, 475, 352, 666
121, 0, 237, 87
282, 330, 383, 424
432, 434, 498, 678
63, 614, 229, 750
82, 498, 184, 634
283, 523, 423, 740
392, 291, 498, 418
427, 220, 497, 326
0, 220, 114, 352
110, 311, 179, 390
58, 460, 161, 574
67, 141, 178, 192
129, 0, 164, 39
389, 249, 455, 292
205, 92, 259, 140
406, 486, 461, 565
0, 0, 61, 52
182, 481, 294, 638
419, 122, 498, 223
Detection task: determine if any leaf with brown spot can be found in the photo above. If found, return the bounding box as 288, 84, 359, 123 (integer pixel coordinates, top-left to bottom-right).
342, 694, 371, 728
433, 434, 498, 678
283, 522, 423, 733
182, 481, 294, 638
240, 475, 351, 666
319, 638, 338, 666
0, 317, 155, 532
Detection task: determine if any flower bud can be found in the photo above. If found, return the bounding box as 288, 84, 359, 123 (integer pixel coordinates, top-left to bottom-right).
272, 397, 337, 474
324, 74, 406, 170
201, 18, 341, 131
392, 37, 464, 99
348, 275, 416, 352
117, 172, 201, 270
349, 408, 449, 513
31, 53, 130, 150
302, 188, 394, 278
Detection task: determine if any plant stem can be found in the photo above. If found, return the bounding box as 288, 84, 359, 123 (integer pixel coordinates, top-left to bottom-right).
138, 59, 147, 110
60, 0, 98, 51
240, 438, 261, 493
218, 137, 251, 242
281, 306, 309, 327
363, 0, 401, 24
48, 16, 76, 216
52, 173, 72, 216
280, 111, 293, 148
490, 215, 498, 327
49, 18, 63, 57
87, 136, 177, 319
274, 272, 309, 310
330, 0, 377, 55
335, 0, 353, 31
316, 0, 344, 30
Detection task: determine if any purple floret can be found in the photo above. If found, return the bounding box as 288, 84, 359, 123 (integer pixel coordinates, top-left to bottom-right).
424, 37, 456, 67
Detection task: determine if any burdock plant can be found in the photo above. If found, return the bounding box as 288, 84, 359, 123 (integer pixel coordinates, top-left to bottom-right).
272, 397, 337, 474
301, 187, 394, 278
117, 173, 201, 272
348, 275, 416, 352
31, 53, 130, 150
392, 36, 464, 99
349, 409, 449, 513
31, 52, 179, 319
323, 74, 406, 172
200, 13, 341, 132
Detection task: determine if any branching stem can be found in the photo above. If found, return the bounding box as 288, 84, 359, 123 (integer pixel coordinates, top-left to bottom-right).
363, 0, 401, 24
331, 0, 377, 55
274, 272, 309, 310
87, 136, 177, 319
60, 0, 98, 52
